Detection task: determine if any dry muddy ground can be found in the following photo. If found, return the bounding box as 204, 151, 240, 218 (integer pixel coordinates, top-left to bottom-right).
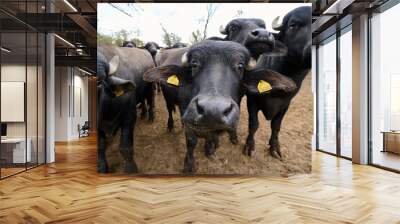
106, 74, 313, 176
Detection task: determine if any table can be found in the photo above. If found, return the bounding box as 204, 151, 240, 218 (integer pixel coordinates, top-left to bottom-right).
382, 131, 400, 154
1, 138, 32, 164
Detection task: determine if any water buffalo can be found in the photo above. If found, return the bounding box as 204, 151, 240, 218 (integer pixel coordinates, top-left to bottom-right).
155, 47, 188, 132
168, 42, 187, 49
122, 42, 156, 121
215, 17, 289, 147
97, 44, 154, 173
122, 41, 136, 48
143, 42, 160, 63
154, 43, 192, 132
243, 6, 312, 159
143, 40, 296, 173
219, 18, 287, 59
142, 42, 162, 93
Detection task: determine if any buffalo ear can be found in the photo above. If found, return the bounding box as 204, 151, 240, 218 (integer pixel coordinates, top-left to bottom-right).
107, 76, 136, 97
143, 65, 187, 88
242, 68, 296, 95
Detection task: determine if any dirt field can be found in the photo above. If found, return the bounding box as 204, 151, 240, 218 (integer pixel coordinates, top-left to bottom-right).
106, 74, 313, 176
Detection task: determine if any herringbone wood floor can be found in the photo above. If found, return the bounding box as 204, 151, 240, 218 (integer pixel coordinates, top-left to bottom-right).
1, 135, 400, 224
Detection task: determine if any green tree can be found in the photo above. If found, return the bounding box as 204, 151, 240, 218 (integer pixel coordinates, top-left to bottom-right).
113, 29, 132, 46
131, 37, 144, 47
160, 24, 182, 47
97, 33, 114, 45
190, 30, 202, 45
97, 31, 144, 47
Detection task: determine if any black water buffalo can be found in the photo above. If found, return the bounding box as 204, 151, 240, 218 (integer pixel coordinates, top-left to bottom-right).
169, 42, 187, 49
122, 42, 156, 121
214, 17, 289, 146
155, 47, 188, 132
143, 40, 296, 173
122, 41, 136, 48
219, 18, 287, 59
154, 43, 192, 131
143, 42, 162, 93
143, 42, 160, 62
243, 6, 312, 159
97, 44, 154, 173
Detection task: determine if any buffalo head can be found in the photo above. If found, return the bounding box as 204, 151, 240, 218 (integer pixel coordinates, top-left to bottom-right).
220, 18, 287, 59
143, 40, 296, 135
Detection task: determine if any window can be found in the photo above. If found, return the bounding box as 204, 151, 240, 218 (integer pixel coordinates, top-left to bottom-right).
339, 27, 352, 158
0, 2, 46, 179
370, 3, 400, 171
317, 35, 337, 154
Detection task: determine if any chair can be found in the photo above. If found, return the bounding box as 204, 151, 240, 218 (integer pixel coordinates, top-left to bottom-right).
78, 121, 90, 138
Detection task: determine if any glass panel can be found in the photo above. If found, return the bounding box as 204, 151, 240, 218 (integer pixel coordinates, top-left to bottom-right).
27, 31, 38, 169
317, 36, 337, 154
371, 4, 400, 171
38, 32, 45, 165
1, 31, 27, 177
339, 28, 352, 158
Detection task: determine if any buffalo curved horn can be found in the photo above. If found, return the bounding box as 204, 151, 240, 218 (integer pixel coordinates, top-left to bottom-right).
181, 52, 189, 66
272, 16, 283, 31
219, 25, 227, 35
246, 58, 257, 70
108, 55, 119, 75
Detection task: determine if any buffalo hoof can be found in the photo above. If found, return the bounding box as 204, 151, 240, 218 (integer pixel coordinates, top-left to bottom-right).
183, 162, 195, 174
205, 142, 217, 158
141, 112, 147, 120
124, 161, 138, 174
243, 142, 254, 157
270, 147, 282, 161
229, 131, 239, 145
229, 135, 239, 145
167, 119, 174, 132
97, 161, 109, 173
148, 113, 155, 122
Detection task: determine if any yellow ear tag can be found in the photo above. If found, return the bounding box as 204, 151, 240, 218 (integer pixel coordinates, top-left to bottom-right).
167, 74, 180, 86
257, 80, 272, 93
114, 87, 124, 97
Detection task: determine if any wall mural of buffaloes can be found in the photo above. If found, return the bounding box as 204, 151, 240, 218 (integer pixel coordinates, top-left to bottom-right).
97, 3, 312, 175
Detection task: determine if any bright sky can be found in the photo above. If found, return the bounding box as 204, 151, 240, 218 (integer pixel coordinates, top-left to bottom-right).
98, 3, 310, 46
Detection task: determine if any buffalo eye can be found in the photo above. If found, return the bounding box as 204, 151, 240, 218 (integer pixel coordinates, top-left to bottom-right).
229, 25, 239, 33
190, 60, 200, 69
289, 23, 299, 30
237, 63, 245, 72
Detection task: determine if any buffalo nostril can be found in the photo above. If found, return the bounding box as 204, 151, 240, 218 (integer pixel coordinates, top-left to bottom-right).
223, 103, 233, 117
196, 99, 204, 115
251, 30, 259, 36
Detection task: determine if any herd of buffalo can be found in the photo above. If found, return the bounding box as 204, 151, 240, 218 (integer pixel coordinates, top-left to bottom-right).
97, 6, 311, 174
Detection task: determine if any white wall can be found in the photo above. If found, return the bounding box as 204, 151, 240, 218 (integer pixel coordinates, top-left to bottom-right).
1, 63, 46, 164
54, 67, 89, 141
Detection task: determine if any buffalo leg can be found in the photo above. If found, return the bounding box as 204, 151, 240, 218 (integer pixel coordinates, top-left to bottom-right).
157, 82, 162, 93
228, 130, 239, 145
166, 104, 175, 132
97, 130, 108, 173
140, 102, 147, 120
204, 135, 219, 158
243, 97, 259, 156
119, 122, 138, 173
269, 107, 288, 160
146, 84, 155, 122
183, 132, 198, 174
